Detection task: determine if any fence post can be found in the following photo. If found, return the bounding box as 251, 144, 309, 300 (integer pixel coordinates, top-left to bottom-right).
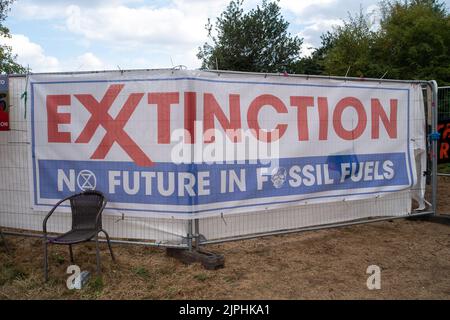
430, 80, 439, 215
194, 218, 200, 249
187, 219, 193, 251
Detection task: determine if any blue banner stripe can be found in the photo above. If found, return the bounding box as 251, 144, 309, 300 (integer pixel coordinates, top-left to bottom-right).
38, 153, 409, 206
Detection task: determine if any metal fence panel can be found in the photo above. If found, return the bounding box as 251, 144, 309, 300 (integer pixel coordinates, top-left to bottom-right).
198, 191, 412, 243
0, 71, 437, 248
197, 78, 435, 244
0, 75, 189, 247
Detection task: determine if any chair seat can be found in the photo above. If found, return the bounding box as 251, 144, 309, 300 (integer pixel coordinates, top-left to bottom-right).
49, 229, 97, 245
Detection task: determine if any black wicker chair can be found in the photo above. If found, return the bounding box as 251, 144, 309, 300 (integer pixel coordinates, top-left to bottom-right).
43, 190, 115, 281
0, 228, 8, 252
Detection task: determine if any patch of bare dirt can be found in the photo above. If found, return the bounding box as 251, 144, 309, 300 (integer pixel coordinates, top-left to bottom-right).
437, 175, 450, 214
0, 177, 449, 299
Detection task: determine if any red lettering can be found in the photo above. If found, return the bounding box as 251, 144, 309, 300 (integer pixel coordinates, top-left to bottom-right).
441, 142, 449, 160
75, 85, 152, 166
443, 123, 450, 139
48, 88, 405, 166
290, 96, 313, 141
318, 97, 328, 140
203, 93, 241, 143
47, 95, 71, 143
184, 92, 196, 144
247, 94, 287, 142
76, 85, 122, 143
333, 97, 367, 140
148, 92, 179, 144
371, 99, 397, 139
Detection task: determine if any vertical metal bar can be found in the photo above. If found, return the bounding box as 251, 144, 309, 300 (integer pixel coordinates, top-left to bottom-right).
430, 80, 439, 215
194, 218, 200, 249
187, 219, 193, 251
69, 244, 74, 263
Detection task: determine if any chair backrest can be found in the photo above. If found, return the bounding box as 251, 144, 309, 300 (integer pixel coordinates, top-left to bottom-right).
70, 190, 106, 231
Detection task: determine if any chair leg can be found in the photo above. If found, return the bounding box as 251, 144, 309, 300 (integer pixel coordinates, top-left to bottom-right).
69, 244, 74, 263
95, 234, 101, 276
44, 240, 49, 282
101, 230, 115, 262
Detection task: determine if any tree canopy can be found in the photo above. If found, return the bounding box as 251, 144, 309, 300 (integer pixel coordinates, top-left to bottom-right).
0, 0, 26, 74
298, 0, 450, 84
199, 0, 450, 84
376, 0, 450, 84
197, 0, 302, 73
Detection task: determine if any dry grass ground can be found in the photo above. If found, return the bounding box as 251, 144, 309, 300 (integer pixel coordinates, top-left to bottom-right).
1, 177, 450, 299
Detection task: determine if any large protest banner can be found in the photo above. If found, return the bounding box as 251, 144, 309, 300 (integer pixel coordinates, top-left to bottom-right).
29, 70, 419, 218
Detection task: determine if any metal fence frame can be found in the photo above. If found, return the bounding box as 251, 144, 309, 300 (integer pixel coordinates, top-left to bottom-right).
1, 71, 192, 249
193, 71, 439, 248
0, 69, 440, 251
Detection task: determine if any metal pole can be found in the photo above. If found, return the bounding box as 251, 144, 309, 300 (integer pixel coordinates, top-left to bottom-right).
201, 211, 435, 245
430, 81, 439, 216
2, 230, 189, 248
6, 67, 176, 78
205, 69, 430, 85
9, 67, 430, 85
194, 218, 200, 249
187, 219, 193, 251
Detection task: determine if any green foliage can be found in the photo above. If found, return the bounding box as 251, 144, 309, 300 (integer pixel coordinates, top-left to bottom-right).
133, 266, 150, 279
193, 273, 209, 282
289, 32, 332, 75
321, 10, 384, 78
0, 261, 27, 285
376, 0, 450, 84
87, 276, 104, 294
318, 0, 450, 84
197, 0, 302, 73
52, 252, 65, 265
0, 0, 26, 74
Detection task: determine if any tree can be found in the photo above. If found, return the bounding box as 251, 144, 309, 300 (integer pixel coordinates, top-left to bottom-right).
197, 0, 303, 73
320, 10, 384, 78
376, 0, 450, 84
290, 31, 335, 75
0, 0, 26, 74
317, 0, 450, 84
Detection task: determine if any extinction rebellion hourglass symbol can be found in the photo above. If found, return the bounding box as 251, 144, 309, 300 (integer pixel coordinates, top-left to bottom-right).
76, 170, 97, 191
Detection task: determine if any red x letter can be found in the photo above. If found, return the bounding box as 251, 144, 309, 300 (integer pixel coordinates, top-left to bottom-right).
75, 84, 153, 166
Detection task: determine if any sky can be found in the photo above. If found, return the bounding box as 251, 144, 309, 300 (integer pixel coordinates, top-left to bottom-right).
2, 0, 450, 73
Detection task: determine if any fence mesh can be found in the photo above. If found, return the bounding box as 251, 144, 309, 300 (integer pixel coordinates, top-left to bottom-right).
0, 76, 189, 247
438, 86, 450, 175
0, 73, 437, 247
436, 86, 450, 215
198, 82, 435, 243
